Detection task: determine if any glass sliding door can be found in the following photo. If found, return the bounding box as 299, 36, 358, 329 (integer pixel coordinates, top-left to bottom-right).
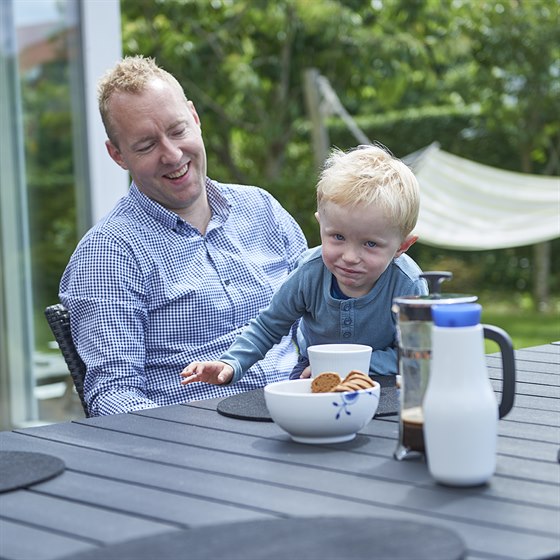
0, 0, 123, 428
0, 0, 36, 428
10, 0, 84, 425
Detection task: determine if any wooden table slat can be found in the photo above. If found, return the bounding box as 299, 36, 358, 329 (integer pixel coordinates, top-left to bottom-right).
7, 416, 560, 518
0, 490, 175, 543
0, 518, 96, 560
1, 344, 559, 560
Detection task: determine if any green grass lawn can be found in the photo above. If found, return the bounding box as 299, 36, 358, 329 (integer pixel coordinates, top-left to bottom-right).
478, 293, 560, 352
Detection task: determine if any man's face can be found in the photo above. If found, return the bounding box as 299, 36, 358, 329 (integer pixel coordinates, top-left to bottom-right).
105, 78, 207, 215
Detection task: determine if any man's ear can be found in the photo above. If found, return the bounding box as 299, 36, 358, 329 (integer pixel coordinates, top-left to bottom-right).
187, 100, 201, 127
395, 234, 418, 257
106, 140, 128, 170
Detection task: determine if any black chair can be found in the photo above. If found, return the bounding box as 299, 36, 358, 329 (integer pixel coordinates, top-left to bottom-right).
44, 304, 89, 417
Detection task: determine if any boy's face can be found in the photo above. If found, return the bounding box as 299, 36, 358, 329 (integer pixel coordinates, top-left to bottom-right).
317, 201, 417, 298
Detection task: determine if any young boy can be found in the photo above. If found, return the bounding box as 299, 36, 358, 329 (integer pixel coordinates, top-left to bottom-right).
181, 144, 427, 387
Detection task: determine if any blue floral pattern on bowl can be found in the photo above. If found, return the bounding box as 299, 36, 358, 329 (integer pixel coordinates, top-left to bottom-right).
332, 390, 376, 420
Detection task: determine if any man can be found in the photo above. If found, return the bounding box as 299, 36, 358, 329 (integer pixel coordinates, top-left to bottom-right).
60, 56, 307, 416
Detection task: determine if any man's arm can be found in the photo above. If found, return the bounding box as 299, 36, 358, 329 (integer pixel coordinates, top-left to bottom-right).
60, 233, 156, 416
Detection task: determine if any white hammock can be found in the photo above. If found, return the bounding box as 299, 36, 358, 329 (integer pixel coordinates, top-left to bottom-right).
315, 73, 559, 251
409, 143, 560, 250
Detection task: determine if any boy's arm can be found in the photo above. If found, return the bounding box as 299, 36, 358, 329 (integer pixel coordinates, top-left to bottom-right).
180, 361, 234, 385
213, 267, 308, 383
370, 347, 399, 376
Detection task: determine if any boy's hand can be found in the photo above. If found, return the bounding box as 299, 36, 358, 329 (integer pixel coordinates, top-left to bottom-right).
180, 361, 234, 386
299, 365, 312, 378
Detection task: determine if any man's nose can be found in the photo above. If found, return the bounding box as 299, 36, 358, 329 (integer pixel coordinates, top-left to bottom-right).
160, 138, 182, 165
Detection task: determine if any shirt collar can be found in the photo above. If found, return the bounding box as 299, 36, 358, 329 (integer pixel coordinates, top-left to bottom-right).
205, 178, 231, 223
331, 276, 352, 300
129, 179, 231, 232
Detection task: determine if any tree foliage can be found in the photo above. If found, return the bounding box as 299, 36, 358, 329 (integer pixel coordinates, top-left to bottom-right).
120, 0, 559, 294
454, 0, 560, 174
22, 57, 78, 325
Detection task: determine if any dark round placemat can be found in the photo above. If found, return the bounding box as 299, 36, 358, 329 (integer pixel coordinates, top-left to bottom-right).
0, 451, 65, 493
217, 388, 271, 421
58, 516, 466, 560
373, 375, 399, 417
217, 376, 399, 422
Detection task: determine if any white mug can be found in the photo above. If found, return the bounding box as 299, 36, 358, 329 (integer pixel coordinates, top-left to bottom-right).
307, 344, 372, 378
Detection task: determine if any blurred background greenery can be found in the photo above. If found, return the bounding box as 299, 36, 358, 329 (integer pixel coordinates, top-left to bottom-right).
32, 0, 559, 350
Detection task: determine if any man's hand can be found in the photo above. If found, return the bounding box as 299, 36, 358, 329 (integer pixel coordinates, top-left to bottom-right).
180, 361, 234, 386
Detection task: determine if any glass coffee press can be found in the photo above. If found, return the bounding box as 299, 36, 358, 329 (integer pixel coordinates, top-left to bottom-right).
392, 272, 476, 460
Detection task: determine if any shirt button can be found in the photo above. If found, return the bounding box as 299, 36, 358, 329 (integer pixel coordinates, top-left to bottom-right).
343, 303, 350, 311
224, 279, 230, 286
343, 332, 351, 338
344, 318, 352, 325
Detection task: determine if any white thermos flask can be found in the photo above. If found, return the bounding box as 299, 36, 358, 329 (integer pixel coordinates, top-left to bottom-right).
423, 303, 514, 486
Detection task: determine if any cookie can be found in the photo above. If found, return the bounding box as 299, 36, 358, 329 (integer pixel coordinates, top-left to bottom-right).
332, 371, 375, 392
311, 372, 342, 393
343, 370, 373, 383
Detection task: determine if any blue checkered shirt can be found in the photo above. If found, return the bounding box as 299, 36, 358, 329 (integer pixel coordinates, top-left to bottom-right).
60, 179, 308, 416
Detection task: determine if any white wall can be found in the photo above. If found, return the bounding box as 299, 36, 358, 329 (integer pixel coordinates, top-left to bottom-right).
81, 0, 128, 223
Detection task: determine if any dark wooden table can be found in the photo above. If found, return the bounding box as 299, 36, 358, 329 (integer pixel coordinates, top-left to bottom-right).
1, 344, 559, 560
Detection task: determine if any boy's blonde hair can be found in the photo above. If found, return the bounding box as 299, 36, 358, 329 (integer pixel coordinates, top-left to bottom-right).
317, 145, 420, 238
97, 55, 186, 145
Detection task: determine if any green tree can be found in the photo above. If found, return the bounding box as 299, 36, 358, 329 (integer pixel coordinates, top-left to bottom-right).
22, 55, 78, 345
453, 0, 560, 308
120, 0, 559, 301
121, 0, 472, 234
454, 0, 559, 174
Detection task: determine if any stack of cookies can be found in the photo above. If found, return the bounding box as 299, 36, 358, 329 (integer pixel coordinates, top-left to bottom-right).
311, 370, 375, 393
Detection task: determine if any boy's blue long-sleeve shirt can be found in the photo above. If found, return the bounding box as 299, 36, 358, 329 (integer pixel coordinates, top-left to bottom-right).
222, 246, 427, 382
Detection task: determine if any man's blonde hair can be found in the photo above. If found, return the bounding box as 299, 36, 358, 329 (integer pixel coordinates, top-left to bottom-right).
317, 145, 420, 238
97, 55, 186, 145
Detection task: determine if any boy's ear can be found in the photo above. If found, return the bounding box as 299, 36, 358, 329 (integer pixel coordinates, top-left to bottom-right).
314, 211, 320, 223
395, 234, 418, 257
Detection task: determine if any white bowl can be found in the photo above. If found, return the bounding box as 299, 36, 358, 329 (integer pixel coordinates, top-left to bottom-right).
264, 379, 380, 444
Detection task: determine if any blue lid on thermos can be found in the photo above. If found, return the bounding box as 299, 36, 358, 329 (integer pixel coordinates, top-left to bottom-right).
431, 303, 482, 327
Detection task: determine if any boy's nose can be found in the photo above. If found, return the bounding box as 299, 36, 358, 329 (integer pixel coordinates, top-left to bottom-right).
342, 248, 360, 263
